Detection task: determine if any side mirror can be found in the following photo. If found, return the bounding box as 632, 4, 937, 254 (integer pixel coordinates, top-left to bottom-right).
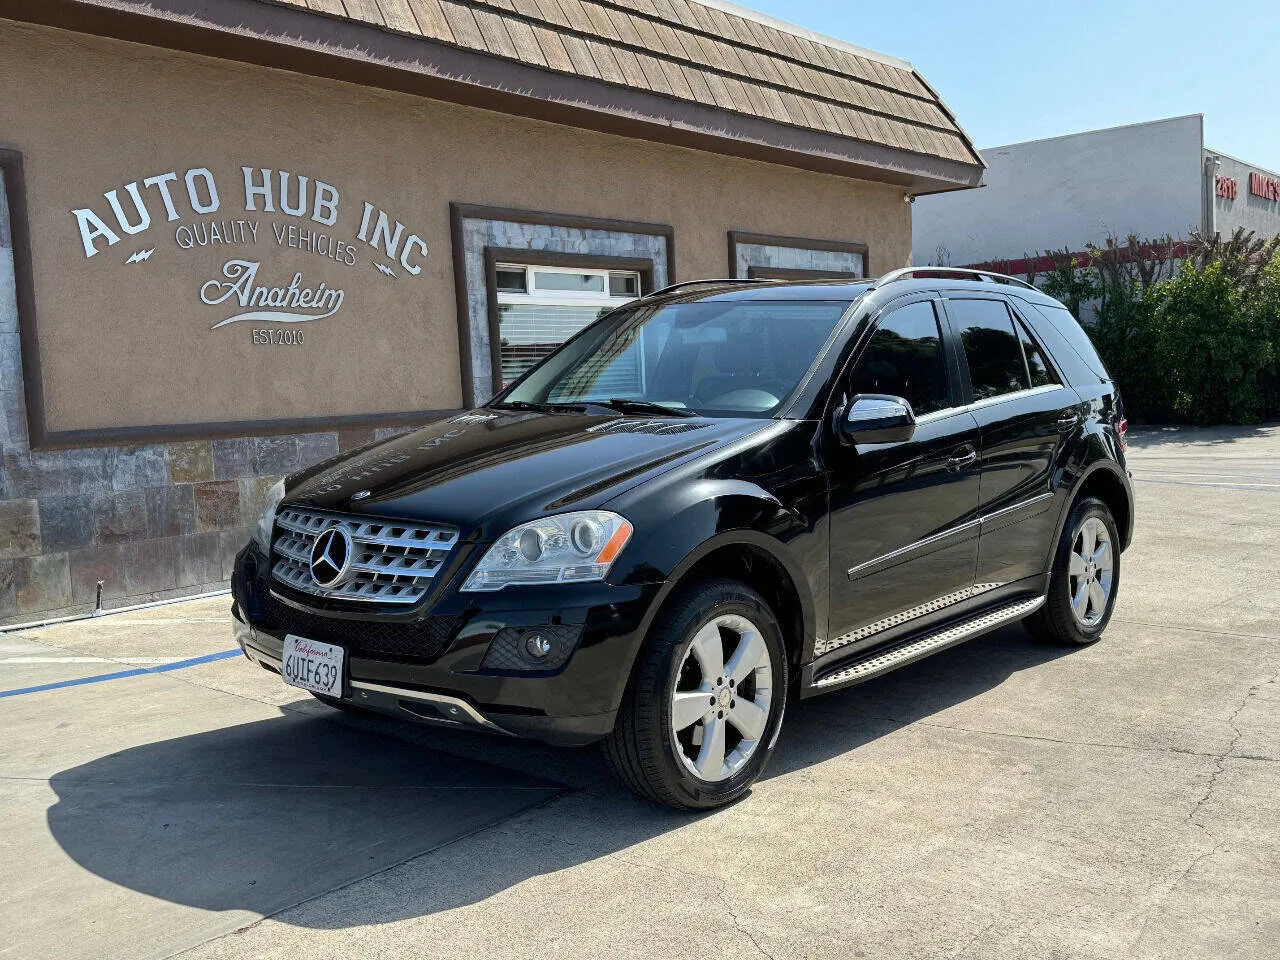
841, 394, 916, 444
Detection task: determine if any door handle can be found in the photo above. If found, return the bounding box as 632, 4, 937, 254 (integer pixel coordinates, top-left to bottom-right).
946, 445, 978, 471
1057, 413, 1080, 431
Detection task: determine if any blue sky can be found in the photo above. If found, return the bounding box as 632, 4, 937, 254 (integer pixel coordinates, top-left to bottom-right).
742, 0, 1279, 166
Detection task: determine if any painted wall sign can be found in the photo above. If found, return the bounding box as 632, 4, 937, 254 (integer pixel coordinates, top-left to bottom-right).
1215, 175, 1237, 200
68, 165, 428, 335
1250, 172, 1280, 203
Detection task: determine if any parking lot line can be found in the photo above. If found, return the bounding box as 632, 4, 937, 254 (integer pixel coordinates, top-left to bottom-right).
1133, 477, 1280, 491
1, 657, 194, 664
0, 649, 241, 699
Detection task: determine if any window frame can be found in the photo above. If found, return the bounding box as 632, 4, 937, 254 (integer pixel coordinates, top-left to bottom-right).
837, 292, 964, 421
941, 293, 1067, 410
1009, 308, 1062, 390
482, 248, 652, 394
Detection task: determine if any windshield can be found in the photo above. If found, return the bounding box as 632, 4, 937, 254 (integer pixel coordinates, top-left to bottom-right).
495, 299, 853, 418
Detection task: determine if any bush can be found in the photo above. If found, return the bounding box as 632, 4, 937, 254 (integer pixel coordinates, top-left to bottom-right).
1147, 262, 1273, 424
1037, 230, 1280, 425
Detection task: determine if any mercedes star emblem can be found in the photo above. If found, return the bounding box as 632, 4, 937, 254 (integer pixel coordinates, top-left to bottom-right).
309, 527, 354, 589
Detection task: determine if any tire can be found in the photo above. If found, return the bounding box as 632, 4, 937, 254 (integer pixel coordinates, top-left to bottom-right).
603, 578, 789, 811
1025, 496, 1120, 646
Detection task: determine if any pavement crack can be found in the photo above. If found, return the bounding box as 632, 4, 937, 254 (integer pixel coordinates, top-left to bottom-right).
606, 855, 775, 959
1128, 839, 1229, 956
948, 917, 997, 959
1186, 672, 1270, 827
716, 878, 776, 960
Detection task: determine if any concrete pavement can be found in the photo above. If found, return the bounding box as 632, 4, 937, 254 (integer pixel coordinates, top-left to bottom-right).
1, 424, 1277, 959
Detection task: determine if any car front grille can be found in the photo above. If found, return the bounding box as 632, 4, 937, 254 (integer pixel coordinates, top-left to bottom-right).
256, 591, 463, 664
270, 506, 459, 606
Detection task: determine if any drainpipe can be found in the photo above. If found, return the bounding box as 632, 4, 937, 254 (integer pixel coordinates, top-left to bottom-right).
1203, 154, 1221, 238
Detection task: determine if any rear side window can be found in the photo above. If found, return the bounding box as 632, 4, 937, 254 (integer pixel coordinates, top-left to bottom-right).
948, 298, 1028, 400
1028, 302, 1110, 383
1016, 319, 1059, 388
848, 300, 950, 415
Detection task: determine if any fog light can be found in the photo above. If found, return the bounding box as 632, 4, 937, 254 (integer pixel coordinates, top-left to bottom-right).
524, 633, 553, 659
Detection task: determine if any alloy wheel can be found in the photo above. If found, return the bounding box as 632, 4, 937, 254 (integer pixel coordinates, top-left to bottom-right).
1068, 516, 1113, 627
670, 614, 773, 783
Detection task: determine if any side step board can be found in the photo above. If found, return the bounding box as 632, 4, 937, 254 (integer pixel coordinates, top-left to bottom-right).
810, 595, 1045, 693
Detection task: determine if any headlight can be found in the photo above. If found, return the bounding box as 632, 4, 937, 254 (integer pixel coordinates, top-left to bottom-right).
253, 479, 287, 549
461, 510, 633, 592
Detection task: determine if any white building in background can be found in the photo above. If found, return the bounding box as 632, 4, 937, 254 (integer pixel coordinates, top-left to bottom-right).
913, 114, 1280, 271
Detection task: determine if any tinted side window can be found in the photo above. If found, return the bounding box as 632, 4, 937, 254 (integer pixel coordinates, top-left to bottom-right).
1030, 303, 1110, 381
949, 299, 1028, 400
848, 300, 949, 415
1016, 318, 1059, 387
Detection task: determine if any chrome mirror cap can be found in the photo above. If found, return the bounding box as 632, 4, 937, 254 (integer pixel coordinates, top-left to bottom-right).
842, 394, 916, 444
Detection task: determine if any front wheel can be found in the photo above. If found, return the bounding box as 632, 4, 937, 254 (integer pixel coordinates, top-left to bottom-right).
1025, 496, 1120, 645
603, 578, 789, 810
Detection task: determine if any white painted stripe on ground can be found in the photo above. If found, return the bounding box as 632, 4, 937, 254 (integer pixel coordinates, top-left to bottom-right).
0, 657, 192, 665
97, 618, 229, 625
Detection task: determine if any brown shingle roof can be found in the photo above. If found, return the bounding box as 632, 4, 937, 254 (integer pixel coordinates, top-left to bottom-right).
16, 0, 983, 190
275, 0, 981, 168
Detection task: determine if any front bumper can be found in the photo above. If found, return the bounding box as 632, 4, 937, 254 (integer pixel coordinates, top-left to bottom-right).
232, 541, 661, 746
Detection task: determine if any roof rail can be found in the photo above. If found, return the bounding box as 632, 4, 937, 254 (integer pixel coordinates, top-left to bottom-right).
649, 278, 768, 297
873, 267, 1038, 291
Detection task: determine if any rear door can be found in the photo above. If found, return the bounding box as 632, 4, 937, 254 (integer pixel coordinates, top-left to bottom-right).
942, 295, 1082, 587
824, 295, 982, 654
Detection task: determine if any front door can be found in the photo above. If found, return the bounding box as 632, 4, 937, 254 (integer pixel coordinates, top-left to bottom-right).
825, 296, 982, 655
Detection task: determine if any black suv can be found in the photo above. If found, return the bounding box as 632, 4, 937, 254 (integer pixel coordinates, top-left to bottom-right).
232, 268, 1133, 810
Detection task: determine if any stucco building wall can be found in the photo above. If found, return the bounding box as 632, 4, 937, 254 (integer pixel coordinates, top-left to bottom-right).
0, 19, 913, 623
913, 116, 1206, 267
1211, 150, 1280, 239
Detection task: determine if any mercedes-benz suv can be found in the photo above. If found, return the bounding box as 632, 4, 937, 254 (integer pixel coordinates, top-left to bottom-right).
231, 267, 1133, 810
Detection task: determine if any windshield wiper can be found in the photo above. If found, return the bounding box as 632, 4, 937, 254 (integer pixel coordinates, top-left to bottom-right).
596, 398, 698, 418
490, 400, 587, 413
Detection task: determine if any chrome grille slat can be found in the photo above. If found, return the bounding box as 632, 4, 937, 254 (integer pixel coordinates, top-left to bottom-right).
271, 506, 458, 606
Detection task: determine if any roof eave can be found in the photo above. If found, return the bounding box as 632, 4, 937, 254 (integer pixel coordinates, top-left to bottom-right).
1, 0, 983, 193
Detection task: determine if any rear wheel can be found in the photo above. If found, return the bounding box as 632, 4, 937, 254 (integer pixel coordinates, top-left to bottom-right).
1025, 496, 1119, 645
603, 578, 788, 810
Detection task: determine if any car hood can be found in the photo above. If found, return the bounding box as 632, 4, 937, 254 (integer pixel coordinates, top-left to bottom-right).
284, 409, 769, 541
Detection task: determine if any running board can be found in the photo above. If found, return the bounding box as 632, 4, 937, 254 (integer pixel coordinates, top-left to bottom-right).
810, 595, 1045, 692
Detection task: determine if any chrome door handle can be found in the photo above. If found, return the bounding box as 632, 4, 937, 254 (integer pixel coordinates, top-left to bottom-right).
946, 446, 978, 471
1057, 413, 1080, 431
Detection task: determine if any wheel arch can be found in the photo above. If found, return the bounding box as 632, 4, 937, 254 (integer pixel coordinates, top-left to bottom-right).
636, 531, 817, 676
1054, 461, 1134, 555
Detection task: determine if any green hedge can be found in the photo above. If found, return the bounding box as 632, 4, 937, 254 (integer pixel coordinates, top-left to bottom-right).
1043, 237, 1280, 425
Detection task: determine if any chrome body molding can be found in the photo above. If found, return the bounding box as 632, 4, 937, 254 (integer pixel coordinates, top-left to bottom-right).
813, 595, 1045, 690
978, 490, 1055, 526
914, 384, 1066, 426
847, 491, 1056, 579
847, 517, 979, 579
239, 643, 513, 736
348, 681, 515, 736
271, 506, 458, 605
815, 582, 1003, 657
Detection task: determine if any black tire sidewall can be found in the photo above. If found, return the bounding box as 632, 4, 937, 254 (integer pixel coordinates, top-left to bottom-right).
1047, 497, 1120, 644
646, 582, 788, 809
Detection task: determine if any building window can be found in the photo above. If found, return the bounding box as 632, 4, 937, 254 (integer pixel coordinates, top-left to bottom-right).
494, 264, 642, 387
747, 265, 863, 281
728, 230, 868, 281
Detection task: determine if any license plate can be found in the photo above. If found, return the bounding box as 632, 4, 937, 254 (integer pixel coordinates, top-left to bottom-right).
281, 635, 344, 696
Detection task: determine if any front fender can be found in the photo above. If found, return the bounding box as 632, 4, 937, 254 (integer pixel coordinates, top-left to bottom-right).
608, 476, 825, 674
